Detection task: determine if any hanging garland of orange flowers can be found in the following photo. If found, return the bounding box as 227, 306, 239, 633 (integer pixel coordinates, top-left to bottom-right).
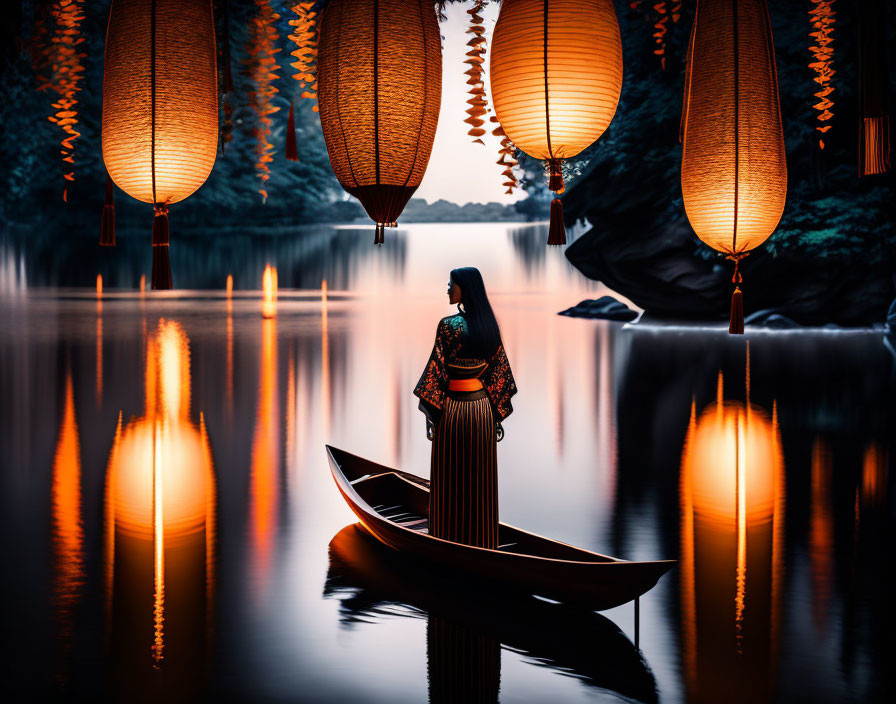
45, 0, 87, 203
808, 1, 836, 151
285, 2, 319, 162
491, 116, 519, 195
245, 0, 281, 202
653, 2, 669, 70
464, 1, 488, 145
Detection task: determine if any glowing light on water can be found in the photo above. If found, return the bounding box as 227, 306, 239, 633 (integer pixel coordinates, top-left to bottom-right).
103, 321, 216, 674
51, 371, 84, 654
262, 265, 278, 319
679, 367, 785, 701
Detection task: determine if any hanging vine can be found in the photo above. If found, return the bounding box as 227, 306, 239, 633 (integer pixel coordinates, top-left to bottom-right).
43, 0, 86, 202
808, 0, 836, 150
490, 116, 519, 194
652, 2, 669, 71
244, 0, 281, 202
464, 1, 489, 144
288, 2, 319, 109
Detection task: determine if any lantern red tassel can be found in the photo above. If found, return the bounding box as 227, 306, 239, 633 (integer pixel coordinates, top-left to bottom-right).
374, 223, 385, 246
152, 205, 172, 290
729, 286, 744, 334
286, 102, 298, 161
547, 198, 566, 246
100, 175, 115, 247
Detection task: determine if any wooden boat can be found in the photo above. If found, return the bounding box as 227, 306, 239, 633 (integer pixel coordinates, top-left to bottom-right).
327, 445, 675, 610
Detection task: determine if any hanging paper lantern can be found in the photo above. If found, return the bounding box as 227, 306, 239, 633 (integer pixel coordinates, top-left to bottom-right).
490, 0, 623, 246
857, 0, 891, 176
102, 0, 218, 290
680, 0, 787, 334
317, 0, 442, 245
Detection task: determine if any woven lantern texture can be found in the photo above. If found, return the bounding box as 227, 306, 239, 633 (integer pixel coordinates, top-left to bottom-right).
489, 0, 623, 245
102, 0, 218, 289
316, 0, 442, 245
680, 0, 787, 333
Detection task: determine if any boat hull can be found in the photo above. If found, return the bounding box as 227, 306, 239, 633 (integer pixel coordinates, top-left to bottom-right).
327, 445, 674, 610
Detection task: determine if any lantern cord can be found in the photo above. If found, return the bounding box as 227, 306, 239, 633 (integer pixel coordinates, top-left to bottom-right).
152, 203, 172, 290
100, 175, 115, 247
286, 102, 298, 161
548, 158, 564, 192
730, 286, 744, 334
150, 0, 157, 208
373, 0, 380, 185
726, 253, 746, 334
542, 0, 554, 160
547, 197, 566, 246
732, 0, 740, 254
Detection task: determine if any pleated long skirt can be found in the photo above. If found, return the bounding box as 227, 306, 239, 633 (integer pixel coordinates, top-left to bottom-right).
429, 394, 498, 549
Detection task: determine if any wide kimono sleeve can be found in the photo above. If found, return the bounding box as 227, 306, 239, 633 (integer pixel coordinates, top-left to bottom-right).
482, 343, 517, 421
414, 320, 449, 419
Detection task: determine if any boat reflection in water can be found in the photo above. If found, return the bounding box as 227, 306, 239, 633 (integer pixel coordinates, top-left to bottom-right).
103, 320, 216, 699
325, 524, 658, 704
679, 372, 785, 704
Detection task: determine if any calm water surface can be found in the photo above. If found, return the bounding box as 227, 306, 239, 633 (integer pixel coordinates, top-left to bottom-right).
1, 223, 893, 702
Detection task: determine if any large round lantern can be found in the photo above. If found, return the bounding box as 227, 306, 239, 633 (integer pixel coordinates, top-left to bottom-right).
316, 0, 442, 245
680, 0, 787, 333
102, 0, 219, 289
489, 0, 623, 245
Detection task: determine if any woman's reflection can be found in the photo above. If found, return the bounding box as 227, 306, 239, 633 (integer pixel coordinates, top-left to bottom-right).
324, 524, 658, 704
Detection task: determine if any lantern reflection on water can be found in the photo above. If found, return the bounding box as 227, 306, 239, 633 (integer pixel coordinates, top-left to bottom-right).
103, 320, 215, 693
51, 370, 85, 666
679, 374, 785, 703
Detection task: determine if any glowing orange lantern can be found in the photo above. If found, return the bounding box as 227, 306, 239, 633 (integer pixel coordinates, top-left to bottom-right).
102, 0, 218, 289
680, 0, 787, 333
316, 0, 442, 245
489, 0, 623, 245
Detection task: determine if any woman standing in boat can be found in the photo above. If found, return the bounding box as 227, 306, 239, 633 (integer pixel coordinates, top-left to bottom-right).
414, 267, 517, 549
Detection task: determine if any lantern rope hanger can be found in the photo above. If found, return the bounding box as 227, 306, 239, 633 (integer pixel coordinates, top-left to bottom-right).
680, 0, 787, 334
148, 0, 171, 290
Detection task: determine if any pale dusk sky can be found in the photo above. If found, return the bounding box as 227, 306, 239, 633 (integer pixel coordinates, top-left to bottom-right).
413, 2, 525, 207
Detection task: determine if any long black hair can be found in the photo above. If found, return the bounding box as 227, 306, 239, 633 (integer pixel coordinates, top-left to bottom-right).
450, 267, 502, 358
